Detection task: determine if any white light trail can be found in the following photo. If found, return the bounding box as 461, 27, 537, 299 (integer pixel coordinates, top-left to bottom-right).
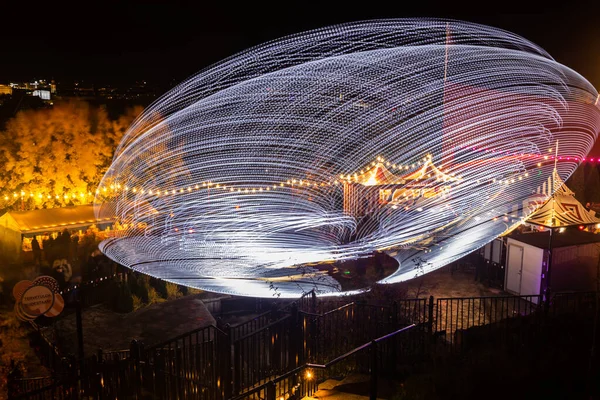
96, 19, 600, 297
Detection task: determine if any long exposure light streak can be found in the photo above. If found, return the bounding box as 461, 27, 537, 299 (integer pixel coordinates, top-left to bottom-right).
96, 19, 600, 297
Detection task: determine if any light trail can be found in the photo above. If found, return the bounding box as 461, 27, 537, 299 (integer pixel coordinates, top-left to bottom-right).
96, 19, 600, 297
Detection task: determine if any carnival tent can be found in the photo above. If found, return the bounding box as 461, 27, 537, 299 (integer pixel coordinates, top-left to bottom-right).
0, 204, 114, 235
0, 205, 115, 262
525, 170, 600, 228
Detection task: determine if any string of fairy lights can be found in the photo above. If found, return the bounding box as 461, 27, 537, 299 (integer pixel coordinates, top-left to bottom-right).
3, 144, 589, 208
94, 19, 600, 298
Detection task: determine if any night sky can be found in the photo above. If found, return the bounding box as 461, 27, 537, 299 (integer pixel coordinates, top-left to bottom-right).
2, 1, 600, 151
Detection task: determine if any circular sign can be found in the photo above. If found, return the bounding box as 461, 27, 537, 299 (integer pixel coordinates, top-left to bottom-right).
12, 280, 33, 300
20, 285, 54, 318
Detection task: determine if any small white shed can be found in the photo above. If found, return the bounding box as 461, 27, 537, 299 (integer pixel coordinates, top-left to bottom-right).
505, 230, 600, 301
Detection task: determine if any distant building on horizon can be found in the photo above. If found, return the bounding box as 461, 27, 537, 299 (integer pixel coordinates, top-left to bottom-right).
0, 84, 12, 96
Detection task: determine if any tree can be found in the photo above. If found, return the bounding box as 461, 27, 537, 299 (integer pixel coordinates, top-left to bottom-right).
566, 164, 586, 204
0, 101, 142, 209
585, 164, 600, 204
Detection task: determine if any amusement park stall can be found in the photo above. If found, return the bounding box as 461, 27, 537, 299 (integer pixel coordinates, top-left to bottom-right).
0, 204, 115, 263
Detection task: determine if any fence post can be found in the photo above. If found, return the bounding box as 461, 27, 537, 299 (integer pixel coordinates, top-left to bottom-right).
290, 303, 300, 368
311, 290, 317, 314
266, 380, 277, 400
370, 340, 378, 400
76, 298, 85, 362
428, 296, 434, 336
130, 339, 143, 399
222, 324, 233, 399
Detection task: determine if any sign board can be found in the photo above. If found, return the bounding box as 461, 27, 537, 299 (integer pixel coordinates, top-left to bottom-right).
13, 276, 64, 321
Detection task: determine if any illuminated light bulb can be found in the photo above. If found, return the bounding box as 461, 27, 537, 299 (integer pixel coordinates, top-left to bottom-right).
180, 189, 184, 193
133, 188, 137, 193
3, 196, 7, 201
195, 184, 199, 189
47, 195, 51, 199
230, 188, 234, 192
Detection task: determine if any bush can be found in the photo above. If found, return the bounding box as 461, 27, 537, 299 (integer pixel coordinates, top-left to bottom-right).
165, 282, 183, 300
132, 295, 143, 311
148, 287, 166, 305
129, 273, 150, 303
149, 278, 168, 298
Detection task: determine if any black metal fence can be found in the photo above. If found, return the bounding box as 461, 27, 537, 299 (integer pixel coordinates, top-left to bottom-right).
434, 294, 543, 352
10, 290, 600, 400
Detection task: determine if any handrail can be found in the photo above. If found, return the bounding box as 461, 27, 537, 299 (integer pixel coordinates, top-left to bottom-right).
229, 309, 273, 329
436, 294, 542, 301
322, 301, 356, 317
230, 323, 416, 400
234, 315, 291, 343
146, 324, 227, 352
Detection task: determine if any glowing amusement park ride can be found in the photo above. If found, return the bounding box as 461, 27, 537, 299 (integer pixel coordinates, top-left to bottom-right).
95, 19, 600, 297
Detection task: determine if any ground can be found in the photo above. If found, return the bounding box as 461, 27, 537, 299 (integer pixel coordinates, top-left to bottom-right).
396, 265, 504, 299
41, 293, 215, 356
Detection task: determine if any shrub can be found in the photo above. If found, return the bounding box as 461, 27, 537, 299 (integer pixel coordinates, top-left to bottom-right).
132, 295, 144, 311
149, 278, 168, 298
148, 287, 166, 305
165, 282, 183, 300
129, 274, 150, 303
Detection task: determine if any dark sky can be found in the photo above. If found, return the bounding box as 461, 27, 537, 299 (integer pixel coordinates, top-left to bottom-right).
2, 1, 600, 153
2, 1, 599, 88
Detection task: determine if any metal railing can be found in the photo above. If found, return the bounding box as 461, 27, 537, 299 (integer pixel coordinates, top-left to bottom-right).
12, 290, 600, 400
434, 294, 543, 352
231, 324, 417, 400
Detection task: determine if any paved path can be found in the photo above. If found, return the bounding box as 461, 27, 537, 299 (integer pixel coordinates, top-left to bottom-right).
302, 374, 398, 400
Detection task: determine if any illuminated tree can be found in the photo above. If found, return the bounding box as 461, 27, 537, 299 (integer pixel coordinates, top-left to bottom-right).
0, 101, 142, 209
